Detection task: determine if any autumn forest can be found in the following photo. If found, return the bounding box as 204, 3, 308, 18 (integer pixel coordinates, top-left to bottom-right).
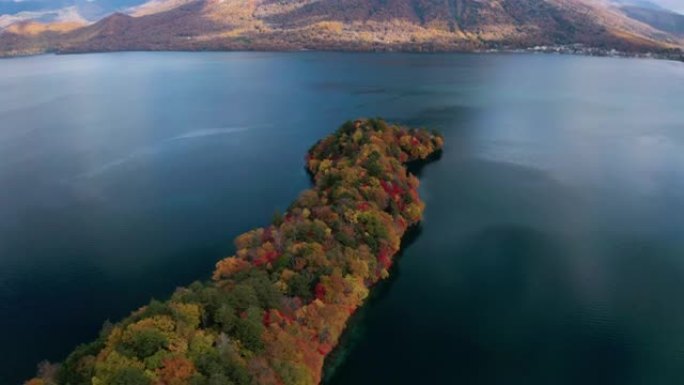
25, 119, 443, 385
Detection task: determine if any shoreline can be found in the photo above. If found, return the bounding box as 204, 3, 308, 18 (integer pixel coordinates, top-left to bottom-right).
1, 46, 683, 63
320, 223, 424, 384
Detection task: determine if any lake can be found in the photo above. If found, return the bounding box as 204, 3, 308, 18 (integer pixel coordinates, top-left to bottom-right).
0, 52, 683, 385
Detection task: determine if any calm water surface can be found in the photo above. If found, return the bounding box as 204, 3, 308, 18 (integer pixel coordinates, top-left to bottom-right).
0, 52, 683, 385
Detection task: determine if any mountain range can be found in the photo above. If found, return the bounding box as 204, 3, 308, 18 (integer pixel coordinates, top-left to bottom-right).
0, 0, 683, 57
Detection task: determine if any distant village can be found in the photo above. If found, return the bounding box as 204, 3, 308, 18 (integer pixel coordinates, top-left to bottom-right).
486, 44, 684, 62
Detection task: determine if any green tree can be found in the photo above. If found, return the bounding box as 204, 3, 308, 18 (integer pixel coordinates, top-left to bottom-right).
108, 367, 150, 385
120, 329, 168, 359
234, 307, 264, 352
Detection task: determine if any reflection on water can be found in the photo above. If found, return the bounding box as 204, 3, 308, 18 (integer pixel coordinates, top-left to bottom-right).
0, 52, 683, 384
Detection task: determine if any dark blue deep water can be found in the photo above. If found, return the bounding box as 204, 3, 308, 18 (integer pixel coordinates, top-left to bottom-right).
0, 52, 683, 385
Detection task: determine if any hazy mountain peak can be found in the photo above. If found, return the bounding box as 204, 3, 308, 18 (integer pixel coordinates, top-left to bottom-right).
0, 5, 87, 30
611, 0, 667, 10
615, 0, 684, 14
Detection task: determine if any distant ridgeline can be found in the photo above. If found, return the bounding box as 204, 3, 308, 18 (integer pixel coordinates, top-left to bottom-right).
26, 119, 443, 385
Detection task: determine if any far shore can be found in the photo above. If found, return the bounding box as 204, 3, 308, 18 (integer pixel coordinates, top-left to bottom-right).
1, 45, 683, 63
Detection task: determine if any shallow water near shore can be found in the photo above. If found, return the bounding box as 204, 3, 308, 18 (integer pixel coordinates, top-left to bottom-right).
1, 52, 683, 384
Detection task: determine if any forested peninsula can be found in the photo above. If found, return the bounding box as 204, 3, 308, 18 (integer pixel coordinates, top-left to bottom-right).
26, 119, 443, 385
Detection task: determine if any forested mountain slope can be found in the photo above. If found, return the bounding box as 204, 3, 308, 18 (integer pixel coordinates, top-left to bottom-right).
0, 0, 682, 56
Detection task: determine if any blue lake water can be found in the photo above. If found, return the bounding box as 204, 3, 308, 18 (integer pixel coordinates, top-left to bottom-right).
0, 52, 683, 384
